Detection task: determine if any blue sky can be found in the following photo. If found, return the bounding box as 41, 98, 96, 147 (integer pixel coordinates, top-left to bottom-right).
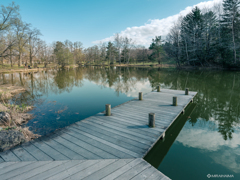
2, 0, 221, 47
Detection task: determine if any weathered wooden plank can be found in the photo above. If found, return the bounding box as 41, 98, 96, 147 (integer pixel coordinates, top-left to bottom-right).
131, 165, 158, 180
106, 112, 169, 131
155, 89, 196, 96
65, 159, 116, 180
113, 101, 178, 113
56, 131, 117, 159
10, 146, 37, 161
101, 158, 143, 180
112, 105, 181, 119
87, 117, 156, 142
21, 142, 53, 161
77, 121, 149, 150
29, 139, 69, 160
112, 109, 175, 123
9, 161, 64, 180
0, 161, 33, 175
114, 160, 151, 180
148, 170, 168, 180
91, 114, 163, 136
89, 117, 160, 141
106, 107, 176, 123
82, 159, 133, 180
92, 114, 161, 136
70, 124, 146, 154
0, 157, 4, 163
111, 110, 178, 127
0, 162, 17, 169
96, 114, 162, 135
51, 132, 101, 159
0, 150, 20, 162
0, 161, 48, 180
28, 160, 85, 180
40, 135, 86, 160
46, 160, 98, 180
67, 126, 140, 158
113, 106, 180, 121
81, 120, 152, 146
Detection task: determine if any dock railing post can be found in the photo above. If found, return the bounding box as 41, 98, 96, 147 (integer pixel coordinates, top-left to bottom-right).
173, 97, 177, 106
185, 88, 189, 95
157, 86, 160, 92
105, 104, 111, 116
149, 113, 155, 128
139, 92, 143, 100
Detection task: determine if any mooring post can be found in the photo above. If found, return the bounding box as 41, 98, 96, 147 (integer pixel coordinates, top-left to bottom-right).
185, 88, 189, 95
105, 104, 111, 116
157, 86, 160, 92
139, 92, 143, 100
173, 97, 177, 106
149, 113, 155, 128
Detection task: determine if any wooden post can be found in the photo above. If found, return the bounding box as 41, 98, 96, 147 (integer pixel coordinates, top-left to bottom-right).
157, 86, 160, 92
149, 113, 155, 128
185, 88, 189, 95
105, 104, 111, 116
173, 97, 177, 106
139, 92, 143, 100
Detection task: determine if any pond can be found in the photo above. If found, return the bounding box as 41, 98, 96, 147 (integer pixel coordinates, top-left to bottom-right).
1, 66, 240, 179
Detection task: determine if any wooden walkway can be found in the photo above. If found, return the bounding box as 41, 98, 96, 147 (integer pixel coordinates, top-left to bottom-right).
0, 89, 197, 179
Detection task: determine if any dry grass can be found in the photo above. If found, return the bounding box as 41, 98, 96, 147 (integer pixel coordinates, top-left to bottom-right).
0, 84, 26, 100
19, 127, 40, 141
0, 97, 39, 141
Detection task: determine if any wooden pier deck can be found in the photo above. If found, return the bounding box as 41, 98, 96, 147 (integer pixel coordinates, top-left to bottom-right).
0, 89, 197, 179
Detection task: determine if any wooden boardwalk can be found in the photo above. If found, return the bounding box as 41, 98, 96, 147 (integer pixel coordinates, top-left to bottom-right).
0, 89, 197, 179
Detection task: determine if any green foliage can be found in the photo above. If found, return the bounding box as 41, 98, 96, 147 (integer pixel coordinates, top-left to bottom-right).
149, 36, 164, 64
54, 41, 73, 67
164, 2, 240, 68
106, 42, 117, 65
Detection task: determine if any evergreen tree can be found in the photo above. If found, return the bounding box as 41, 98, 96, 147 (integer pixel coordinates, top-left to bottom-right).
221, 0, 240, 64
106, 42, 116, 65
149, 36, 164, 64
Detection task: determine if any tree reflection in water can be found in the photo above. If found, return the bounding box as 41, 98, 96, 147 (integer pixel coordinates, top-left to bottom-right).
1, 67, 239, 140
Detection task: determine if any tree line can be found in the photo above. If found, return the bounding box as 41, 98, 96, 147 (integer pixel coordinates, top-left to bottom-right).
164, 0, 240, 68
0, 2, 165, 68
1, 1, 240, 68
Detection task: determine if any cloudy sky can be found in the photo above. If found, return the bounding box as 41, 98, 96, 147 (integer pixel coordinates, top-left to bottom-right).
3, 0, 222, 47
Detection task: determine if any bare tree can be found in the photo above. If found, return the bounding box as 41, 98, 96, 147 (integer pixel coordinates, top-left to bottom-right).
28, 28, 41, 66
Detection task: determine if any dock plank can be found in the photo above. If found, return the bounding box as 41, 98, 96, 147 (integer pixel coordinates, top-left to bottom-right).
10, 146, 36, 161
29, 139, 69, 160
65, 159, 116, 180
82, 159, 133, 180
0, 89, 197, 180
28, 160, 85, 180
70, 124, 146, 154
21, 142, 53, 161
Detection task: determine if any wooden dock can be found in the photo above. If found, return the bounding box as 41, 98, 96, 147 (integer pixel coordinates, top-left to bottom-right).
0, 89, 197, 180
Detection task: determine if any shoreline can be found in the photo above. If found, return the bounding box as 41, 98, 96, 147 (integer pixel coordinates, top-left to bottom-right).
1, 63, 240, 74
0, 84, 40, 152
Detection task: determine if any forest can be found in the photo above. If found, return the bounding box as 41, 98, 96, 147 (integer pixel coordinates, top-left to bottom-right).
1, 0, 240, 68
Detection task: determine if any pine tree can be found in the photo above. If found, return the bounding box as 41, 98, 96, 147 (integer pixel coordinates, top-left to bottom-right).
149, 36, 164, 64
221, 0, 240, 64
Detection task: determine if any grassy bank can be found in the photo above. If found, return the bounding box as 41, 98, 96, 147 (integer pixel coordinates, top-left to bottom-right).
0, 64, 58, 73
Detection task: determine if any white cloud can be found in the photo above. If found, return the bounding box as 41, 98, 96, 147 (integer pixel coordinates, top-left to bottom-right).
93, 0, 223, 46
177, 122, 240, 173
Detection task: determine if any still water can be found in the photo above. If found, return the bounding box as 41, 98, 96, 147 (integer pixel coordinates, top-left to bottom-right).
1, 66, 240, 180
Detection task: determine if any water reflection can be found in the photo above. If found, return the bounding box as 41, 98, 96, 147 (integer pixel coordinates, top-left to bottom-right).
1, 67, 240, 141
1, 67, 240, 178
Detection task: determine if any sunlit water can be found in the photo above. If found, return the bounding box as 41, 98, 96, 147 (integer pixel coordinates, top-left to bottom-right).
1, 67, 240, 179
